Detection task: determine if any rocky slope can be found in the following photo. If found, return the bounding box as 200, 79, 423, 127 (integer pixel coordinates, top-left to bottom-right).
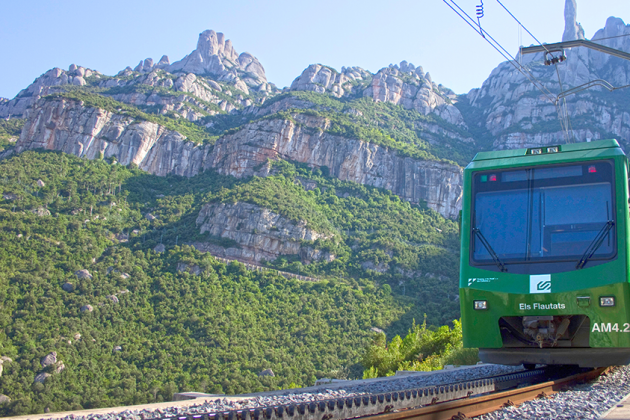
0, 30, 275, 121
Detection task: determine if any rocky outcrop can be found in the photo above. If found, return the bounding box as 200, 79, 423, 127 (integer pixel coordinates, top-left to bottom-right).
75, 269, 92, 279
290, 64, 371, 97
562, 0, 585, 42
41, 352, 57, 368
290, 61, 466, 127
205, 114, 463, 218
364, 64, 465, 127
195, 202, 335, 264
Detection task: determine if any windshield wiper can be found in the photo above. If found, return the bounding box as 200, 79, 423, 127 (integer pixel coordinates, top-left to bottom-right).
473, 228, 507, 272
576, 220, 615, 269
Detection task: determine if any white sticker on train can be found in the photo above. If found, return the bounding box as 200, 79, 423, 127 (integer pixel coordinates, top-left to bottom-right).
530, 274, 551, 294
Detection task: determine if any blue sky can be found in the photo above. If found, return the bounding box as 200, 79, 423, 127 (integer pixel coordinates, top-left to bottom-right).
1, 0, 628, 99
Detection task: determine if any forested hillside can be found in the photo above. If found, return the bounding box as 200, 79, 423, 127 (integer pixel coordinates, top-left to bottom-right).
0, 151, 458, 415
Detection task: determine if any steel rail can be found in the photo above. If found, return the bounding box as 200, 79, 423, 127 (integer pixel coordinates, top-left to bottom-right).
152, 367, 586, 420
364, 367, 607, 420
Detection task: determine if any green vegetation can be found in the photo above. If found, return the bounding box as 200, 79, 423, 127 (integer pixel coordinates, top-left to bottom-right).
0, 151, 403, 415
0, 119, 24, 152
361, 319, 479, 378
0, 151, 459, 416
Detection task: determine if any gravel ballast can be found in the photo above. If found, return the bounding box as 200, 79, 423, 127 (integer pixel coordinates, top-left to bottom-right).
477, 365, 630, 420
32, 364, 630, 420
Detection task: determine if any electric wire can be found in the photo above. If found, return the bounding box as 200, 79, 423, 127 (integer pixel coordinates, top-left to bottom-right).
495, 0, 585, 142
476, 0, 577, 142
496, 0, 551, 55
442, 0, 557, 105
591, 33, 630, 42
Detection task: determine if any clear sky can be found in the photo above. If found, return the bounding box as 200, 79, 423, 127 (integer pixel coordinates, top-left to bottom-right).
1, 0, 628, 99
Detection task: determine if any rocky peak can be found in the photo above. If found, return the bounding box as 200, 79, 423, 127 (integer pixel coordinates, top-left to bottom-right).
167, 30, 267, 88
562, 0, 585, 42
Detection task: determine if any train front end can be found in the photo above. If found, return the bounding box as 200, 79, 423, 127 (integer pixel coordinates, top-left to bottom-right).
460, 139, 630, 367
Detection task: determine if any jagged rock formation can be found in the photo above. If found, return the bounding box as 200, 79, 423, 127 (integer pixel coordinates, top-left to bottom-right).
16, 98, 463, 218
194, 202, 335, 264
464, 15, 630, 150
133, 30, 271, 94
562, 0, 585, 42
290, 61, 466, 127
290, 64, 371, 97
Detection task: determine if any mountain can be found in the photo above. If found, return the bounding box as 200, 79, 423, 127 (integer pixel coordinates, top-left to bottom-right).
2, 4, 630, 414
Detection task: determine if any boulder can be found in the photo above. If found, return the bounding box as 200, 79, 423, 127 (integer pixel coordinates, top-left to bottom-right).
0, 395, 10, 404
62, 282, 74, 292
55, 361, 65, 373
36, 179, 45, 187
113, 346, 122, 353
154, 243, 166, 253
31, 207, 51, 217
177, 262, 201, 275
80, 304, 94, 313
74, 333, 81, 340
145, 213, 157, 221
75, 269, 92, 279
107, 295, 119, 304
258, 368, 275, 377
2, 193, 17, 200
34, 372, 51, 383
41, 351, 57, 368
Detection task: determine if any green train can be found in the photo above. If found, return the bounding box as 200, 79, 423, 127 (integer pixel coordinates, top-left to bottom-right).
459, 139, 630, 367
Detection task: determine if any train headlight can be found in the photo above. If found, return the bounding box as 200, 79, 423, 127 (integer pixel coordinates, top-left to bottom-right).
474, 300, 488, 310
600, 296, 615, 307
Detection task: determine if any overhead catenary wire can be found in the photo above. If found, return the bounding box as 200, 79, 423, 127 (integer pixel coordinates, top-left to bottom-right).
495, 0, 578, 142
445, 0, 581, 143
442, 0, 558, 105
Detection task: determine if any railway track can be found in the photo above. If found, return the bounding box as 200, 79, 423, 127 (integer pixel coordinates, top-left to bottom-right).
151, 367, 607, 420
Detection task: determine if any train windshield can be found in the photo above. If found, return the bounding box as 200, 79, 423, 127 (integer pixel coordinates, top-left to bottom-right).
471, 161, 616, 267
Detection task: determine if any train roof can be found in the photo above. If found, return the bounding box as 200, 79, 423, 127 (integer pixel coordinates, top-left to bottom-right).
471, 139, 622, 162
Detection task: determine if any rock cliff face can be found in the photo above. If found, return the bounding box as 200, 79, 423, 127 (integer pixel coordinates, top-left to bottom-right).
16, 98, 463, 219
364, 65, 465, 128
15, 98, 211, 177
205, 114, 463, 219
194, 202, 334, 264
